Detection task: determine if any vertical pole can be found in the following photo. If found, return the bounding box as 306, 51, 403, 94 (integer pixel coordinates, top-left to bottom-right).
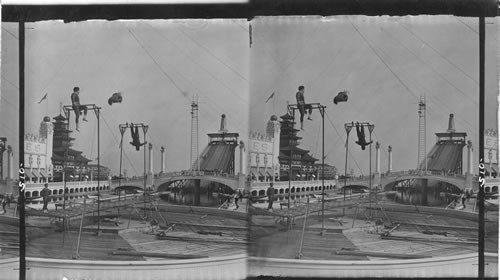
118, 126, 125, 216
19, 20, 26, 280
143, 126, 147, 218
344, 127, 350, 197
63, 108, 68, 212
343, 126, 350, 217
288, 109, 294, 209
97, 107, 101, 233
272, 136, 275, 183
478, 15, 485, 279
0, 145, 3, 181
321, 106, 325, 233
369, 125, 372, 217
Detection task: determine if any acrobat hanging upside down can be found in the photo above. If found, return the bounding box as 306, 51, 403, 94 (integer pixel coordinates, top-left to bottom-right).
130, 124, 147, 151
355, 122, 373, 150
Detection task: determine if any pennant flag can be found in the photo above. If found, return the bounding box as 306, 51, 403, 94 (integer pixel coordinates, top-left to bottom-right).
38, 92, 48, 104
265, 91, 275, 103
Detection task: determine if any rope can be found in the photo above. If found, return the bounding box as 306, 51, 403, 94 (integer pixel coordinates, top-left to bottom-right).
128, 29, 189, 102
381, 25, 477, 105
349, 20, 420, 101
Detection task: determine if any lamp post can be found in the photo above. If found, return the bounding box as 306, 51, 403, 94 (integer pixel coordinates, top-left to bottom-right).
0, 138, 6, 181
319, 105, 326, 234
344, 123, 353, 205
142, 125, 149, 218
118, 124, 127, 215
367, 124, 375, 218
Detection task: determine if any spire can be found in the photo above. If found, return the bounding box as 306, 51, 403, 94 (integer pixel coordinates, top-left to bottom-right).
447, 113, 455, 133
219, 114, 228, 133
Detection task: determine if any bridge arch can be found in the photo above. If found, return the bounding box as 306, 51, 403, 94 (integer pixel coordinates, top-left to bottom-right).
380, 175, 466, 191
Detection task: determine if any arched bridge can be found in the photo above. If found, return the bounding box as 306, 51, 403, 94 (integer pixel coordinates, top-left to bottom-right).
340, 170, 474, 190
111, 170, 248, 192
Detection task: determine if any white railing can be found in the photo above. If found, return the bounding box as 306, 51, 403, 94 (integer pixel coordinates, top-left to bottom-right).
251, 180, 337, 190
26, 180, 110, 190
248, 252, 498, 278
22, 254, 247, 280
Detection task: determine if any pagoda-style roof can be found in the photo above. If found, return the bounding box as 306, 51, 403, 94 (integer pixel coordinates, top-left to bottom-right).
280, 146, 310, 155
75, 154, 92, 163
52, 154, 65, 161
53, 134, 75, 140
280, 112, 294, 120
278, 152, 290, 161
280, 134, 301, 141
53, 147, 83, 154
302, 153, 318, 162
281, 126, 300, 133
53, 114, 67, 121
52, 152, 91, 163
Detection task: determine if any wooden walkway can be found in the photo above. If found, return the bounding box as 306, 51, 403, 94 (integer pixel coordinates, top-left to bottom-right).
249, 195, 375, 219
249, 200, 498, 261
25, 196, 155, 220
25, 204, 248, 261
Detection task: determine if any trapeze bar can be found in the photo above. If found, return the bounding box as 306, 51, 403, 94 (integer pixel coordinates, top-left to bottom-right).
345, 122, 373, 128
63, 104, 101, 119
287, 103, 326, 110
119, 123, 149, 128
63, 104, 101, 111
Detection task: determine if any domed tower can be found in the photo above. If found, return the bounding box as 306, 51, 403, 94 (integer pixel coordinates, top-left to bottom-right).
39, 116, 54, 179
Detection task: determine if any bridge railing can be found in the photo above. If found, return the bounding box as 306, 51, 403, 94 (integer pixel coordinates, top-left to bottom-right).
157, 170, 239, 179
380, 170, 466, 179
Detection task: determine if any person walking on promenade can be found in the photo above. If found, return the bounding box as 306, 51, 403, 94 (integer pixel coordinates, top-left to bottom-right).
41, 183, 51, 213
1, 196, 6, 214
233, 192, 240, 210
461, 192, 466, 209
267, 183, 275, 210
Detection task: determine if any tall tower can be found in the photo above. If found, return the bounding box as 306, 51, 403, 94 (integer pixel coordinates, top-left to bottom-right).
40, 116, 54, 179
190, 100, 199, 171
417, 95, 427, 170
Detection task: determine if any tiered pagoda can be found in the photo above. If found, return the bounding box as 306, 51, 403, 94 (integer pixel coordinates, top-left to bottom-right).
52, 114, 92, 181
278, 112, 317, 181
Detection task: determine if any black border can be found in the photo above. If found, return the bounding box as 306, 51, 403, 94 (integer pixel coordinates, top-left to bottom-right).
1, 0, 498, 22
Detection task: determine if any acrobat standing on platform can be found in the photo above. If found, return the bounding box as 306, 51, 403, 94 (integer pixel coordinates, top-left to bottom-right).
71, 86, 88, 131
295, 85, 313, 130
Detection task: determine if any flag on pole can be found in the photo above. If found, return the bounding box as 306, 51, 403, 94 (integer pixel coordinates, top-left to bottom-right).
38, 92, 48, 104
265, 91, 275, 103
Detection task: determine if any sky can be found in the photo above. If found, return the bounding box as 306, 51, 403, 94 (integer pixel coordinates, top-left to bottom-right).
1, 19, 250, 176
249, 16, 498, 177
1, 15, 498, 178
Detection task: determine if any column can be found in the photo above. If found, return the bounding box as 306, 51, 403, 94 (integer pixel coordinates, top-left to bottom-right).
160, 146, 165, 174
7, 146, 13, 179
388, 145, 393, 173
148, 143, 153, 174
467, 140, 473, 174
375, 142, 380, 174
147, 143, 154, 187
239, 141, 245, 175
